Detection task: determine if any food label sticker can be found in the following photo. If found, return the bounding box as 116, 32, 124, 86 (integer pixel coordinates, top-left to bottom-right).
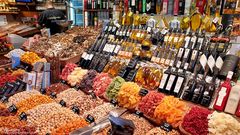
216, 87, 227, 106
177, 48, 184, 57
191, 50, 198, 60
139, 88, 149, 96
165, 59, 170, 65
160, 122, 173, 132
82, 52, 87, 59
135, 110, 144, 117
183, 49, 190, 58
59, 100, 67, 107
86, 115, 95, 123
159, 74, 168, 89
8, 104, 17, 113
184, 37, 190, 48
216, 56, 224, 69
1, 96, 8, 103
208, 55, 216, 72
160, 58, 165, 64
165, 75, 176, 91
19, 112, 27, 121
71, 106, 80, 114
200, 54, 208, 69
174, 77, 184, 93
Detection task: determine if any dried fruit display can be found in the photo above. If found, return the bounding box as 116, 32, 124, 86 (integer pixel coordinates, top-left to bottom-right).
67, 68, 88, 86
0, 73, 18, 87
15, 94, 54, 115
56, 88, 85, 103
83, 103, 115, 122
154, 96, 188, 128
93, 73, 112, 97
11, 69, 25, 77
146, 127, 180, 135
208, 111, 240, 135
138, 91, 164, 117
7, 90, 41, 107
78, 70, 98, 93
182, 106, 212, 135
60, 63, 77, 80
106, 76, 125, 100
51, 119, 88, 135
117, 82, 141, 109
20, 52, 41, 65
0, 125, 37, 135
66, 94, 104, 115
45, 83, 69, 95
122, 113, 154, 135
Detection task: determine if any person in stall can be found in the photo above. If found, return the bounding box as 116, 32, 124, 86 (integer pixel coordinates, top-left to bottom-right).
38, 0, 69, 35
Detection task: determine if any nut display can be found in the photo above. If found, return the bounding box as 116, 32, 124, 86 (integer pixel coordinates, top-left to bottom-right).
0, 116, 27, 129
154, 96, 188, 128
66, 94, 104, 115
20, 52, 41, 65
92, 73, 112, 97
45, 83, 69, 95
83, 103, 115, 122
122, 113, 154, 135
67, 68, 88, 86
7, 90, 41, 107
15, 94, 54, 115
106, 76, 125, 100
78, 70, 98, 93
117, 82, 141, 110
182, 106, 212, 135
208, 111, 240, 135
56, 88, 85, 103
51, 119, 88, 135
146, 127, 180, 135
138, 91, 165, 117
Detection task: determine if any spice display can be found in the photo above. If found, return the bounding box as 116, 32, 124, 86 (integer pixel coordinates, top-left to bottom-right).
51, 119, 88, 135
5, 49, 25, 58
138, 91, 165, 117
182, 106, 212, 135
45, 83, 69, 95
93, 73, 112, 97
154, 96, 188, 128
60, 63, 77, 80
83, 103, 115, 122
135, 66, 163, 90
122, 113, 154, 135
117, 82, 141, 109
66, 94, 104, 115
7, 90, 41, 106
106, 76, 125, 100
78, 70, 98, 93
208, 111, 240, 135
0, 73, 18, 87
11, 69, 25, 76
0, 125, 37, 135
0, 116, 27, 129
67, 67, 88, 86
20, 52, 41, 65
56, 88, 85, 103
15, 94, 54, 115
146, 127, 180, 135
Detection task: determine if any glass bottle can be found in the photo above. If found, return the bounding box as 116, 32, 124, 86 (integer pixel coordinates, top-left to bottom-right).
190, 8, 202, 32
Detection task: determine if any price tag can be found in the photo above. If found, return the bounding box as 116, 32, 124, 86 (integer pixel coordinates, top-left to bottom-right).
50, 92, 57, 99
135, 111, 144, 117
160, 122, 173, 132
160, 58, 165, 64
59, 100, 66, 107
40, 88, 46, 94
85, 115, 95, 123
19, 112, 27, 121
139, 88, 149, 96
1, 96, 8, 103
177, 48, 184, 58
71, 106, 80, 114
110, 99, 118, 106
165, 59, 170, 65
8, 104, 17, 113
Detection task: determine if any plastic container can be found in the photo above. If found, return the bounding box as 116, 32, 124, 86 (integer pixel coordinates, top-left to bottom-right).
7, 34, 27, 49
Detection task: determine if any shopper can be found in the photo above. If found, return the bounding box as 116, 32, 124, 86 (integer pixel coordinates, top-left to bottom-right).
38, 1, 67, 35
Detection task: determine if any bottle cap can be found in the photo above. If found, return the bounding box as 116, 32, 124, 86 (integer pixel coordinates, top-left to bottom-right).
227, 71, 233, 79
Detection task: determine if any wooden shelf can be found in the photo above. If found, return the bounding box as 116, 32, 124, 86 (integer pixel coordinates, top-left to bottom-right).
0, 11, 19, 14
84, 9, 112, 12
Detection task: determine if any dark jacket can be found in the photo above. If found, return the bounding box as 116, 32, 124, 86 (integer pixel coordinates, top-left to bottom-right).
38, 8, 65, 35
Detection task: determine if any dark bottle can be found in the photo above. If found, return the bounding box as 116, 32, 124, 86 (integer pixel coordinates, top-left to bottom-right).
158, 67, 172, 92
164, 67, 178, 94
98, 33, 108, 52
79, 52, 88, 67
173, 69, 186, 97
219, 54, 239, 79
182, 64, 201, 101
167, 0, 174, 15
178, 0, 185, 15
191, 66, 209, 103
200, 67, 219, 107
